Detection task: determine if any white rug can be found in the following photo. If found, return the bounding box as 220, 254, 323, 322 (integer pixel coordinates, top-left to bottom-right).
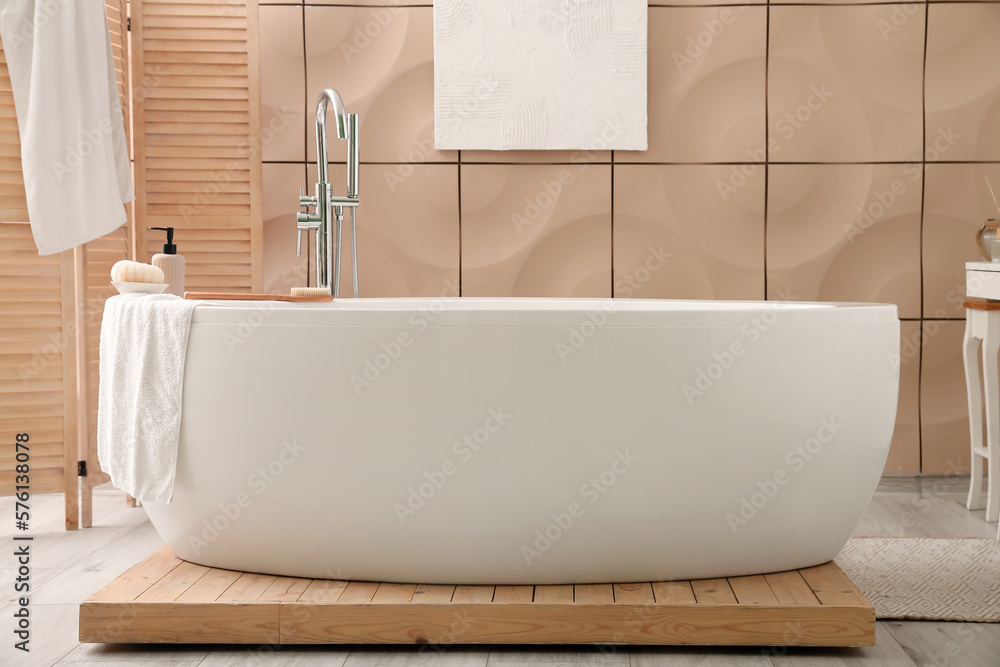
836, 537, 1000, 622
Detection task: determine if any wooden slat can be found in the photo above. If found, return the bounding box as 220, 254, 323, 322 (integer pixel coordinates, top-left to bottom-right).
145, 15, 249, 30
259, 577, 311, 602
146, 40, 251, 54
829, 561, 874, 606
799, 563, 864, 607
534, 585, 574, 604
411, 584, 455, 603
87, 547, 183, 603
145, 3, 247, 18
148, 204, 250, 217
574, 584, 614, 604
135, 561, 210, 602
652, 580, 697, 605
493, 585, 533, 603
727, 575, 779, 606
217, 572, 277, 602
146, 143, 251, 160
452, 585, 495, 603
296, 579, 349, 604
614, 582, 654, 604
690, 578, 738, 605
763, 571, 821, 606
176, 567, 244, 602
336, 581, 379, 604
371, 583, 417, 604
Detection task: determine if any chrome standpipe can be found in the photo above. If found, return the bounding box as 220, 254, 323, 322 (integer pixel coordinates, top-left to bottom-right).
295, 88, 360, 298
347, 114, 359, 298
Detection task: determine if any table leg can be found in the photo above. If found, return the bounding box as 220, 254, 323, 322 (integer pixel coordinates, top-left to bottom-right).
966, 313, 985, 511
982, 312, 1000, 522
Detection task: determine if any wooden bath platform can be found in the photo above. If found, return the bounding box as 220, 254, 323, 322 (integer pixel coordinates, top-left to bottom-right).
79, 546, 874, 646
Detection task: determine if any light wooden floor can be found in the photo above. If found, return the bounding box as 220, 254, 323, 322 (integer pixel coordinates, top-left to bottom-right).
2, 476, 999, 666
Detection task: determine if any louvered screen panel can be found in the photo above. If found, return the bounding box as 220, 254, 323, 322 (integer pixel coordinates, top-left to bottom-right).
0, 31, 72, 498
0, 224, 72, 495
133, 0, 262, 292
0, 39, 27, 223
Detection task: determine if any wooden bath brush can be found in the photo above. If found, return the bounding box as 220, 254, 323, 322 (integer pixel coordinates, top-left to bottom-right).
184, 291, 333, 302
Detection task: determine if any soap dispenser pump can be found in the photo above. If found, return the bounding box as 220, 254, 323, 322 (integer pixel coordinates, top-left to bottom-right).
150, 227, 186, 297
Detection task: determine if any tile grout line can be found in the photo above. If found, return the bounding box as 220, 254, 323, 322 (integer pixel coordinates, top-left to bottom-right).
300, 3, 311, 287
300, 3, 308, 186
256, 2, 971, 6
763, 0, 771, 302
918, 0, 930, 474
458, 150, 463, 297
259, 160, 1000, 166
52, 637, 82, 666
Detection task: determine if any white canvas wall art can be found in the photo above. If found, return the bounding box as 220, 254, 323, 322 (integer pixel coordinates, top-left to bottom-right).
434, 0, 647, 151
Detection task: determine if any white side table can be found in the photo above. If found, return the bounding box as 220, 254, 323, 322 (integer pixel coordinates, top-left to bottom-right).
964, 263, 1000, 540
962, 300, 1000, 528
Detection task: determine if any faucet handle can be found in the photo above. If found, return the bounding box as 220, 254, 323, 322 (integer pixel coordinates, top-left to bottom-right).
295, 224, 310, 257
296, 211, 321, 257
299, 188, 317, 209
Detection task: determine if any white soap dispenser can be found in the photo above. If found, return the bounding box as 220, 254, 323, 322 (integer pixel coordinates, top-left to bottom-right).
150, 227, 186, 297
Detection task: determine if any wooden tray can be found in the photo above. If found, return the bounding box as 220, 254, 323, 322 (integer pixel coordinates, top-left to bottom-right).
79, 546, 875, 646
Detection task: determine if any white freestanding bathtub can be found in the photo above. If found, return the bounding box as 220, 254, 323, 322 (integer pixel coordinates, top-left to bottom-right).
142, 297, 899, 585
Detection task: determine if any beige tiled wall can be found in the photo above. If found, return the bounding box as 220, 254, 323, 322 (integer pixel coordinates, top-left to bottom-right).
258, 1, 1000, 474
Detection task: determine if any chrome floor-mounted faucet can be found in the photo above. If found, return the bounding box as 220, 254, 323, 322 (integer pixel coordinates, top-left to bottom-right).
296, 88, 359, 297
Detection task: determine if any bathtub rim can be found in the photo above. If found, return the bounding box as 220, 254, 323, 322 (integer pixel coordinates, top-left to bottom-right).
188, 297, 899, 328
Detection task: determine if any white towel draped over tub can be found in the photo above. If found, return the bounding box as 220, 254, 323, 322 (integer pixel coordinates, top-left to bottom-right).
97, 295, 199, 504
0, 1, 134, 255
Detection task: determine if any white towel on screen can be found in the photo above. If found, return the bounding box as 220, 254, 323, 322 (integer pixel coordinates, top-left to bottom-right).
0, 0, 134, 254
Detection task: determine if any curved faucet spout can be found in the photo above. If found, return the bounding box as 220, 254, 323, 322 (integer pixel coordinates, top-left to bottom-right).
315, 88, 348, 184
297, 87, 360, 298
